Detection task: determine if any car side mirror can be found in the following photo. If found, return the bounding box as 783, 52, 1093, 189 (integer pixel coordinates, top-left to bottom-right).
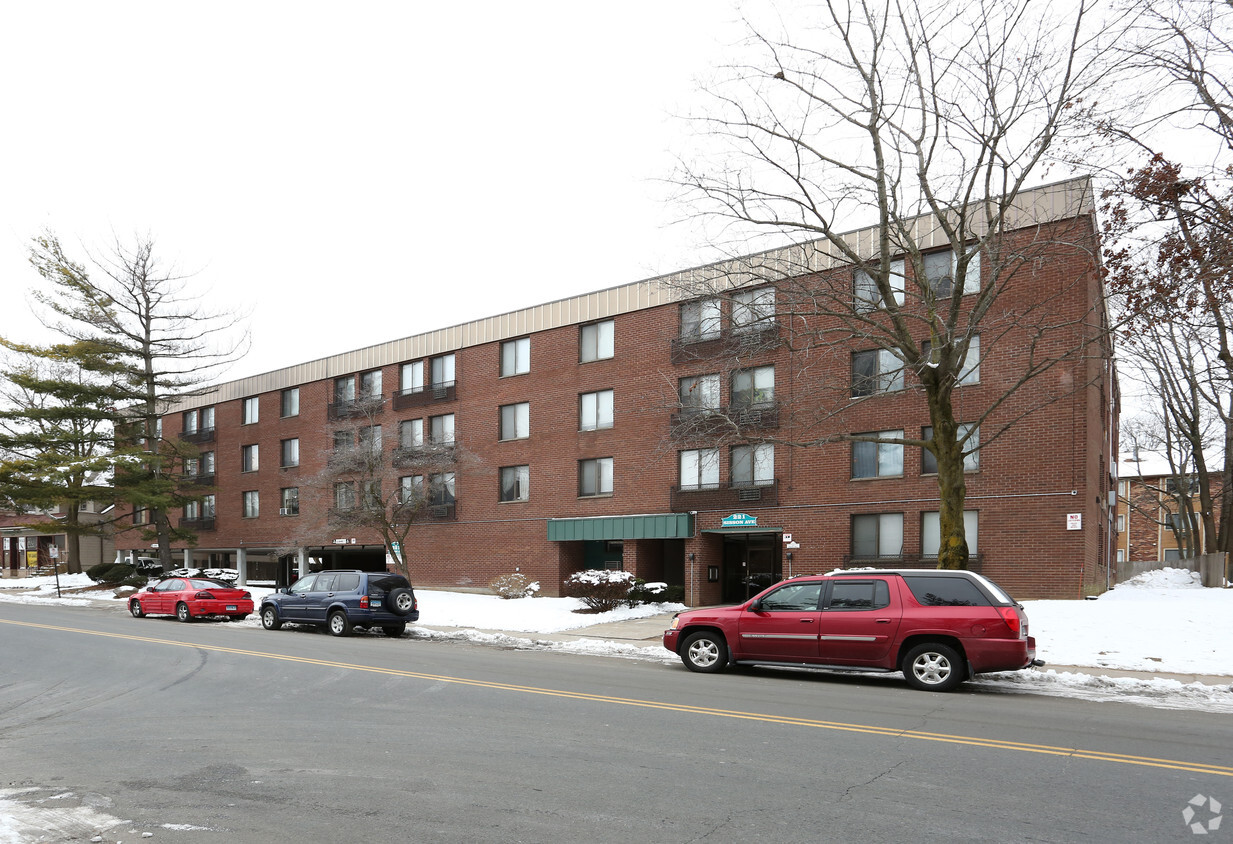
276, 587, 289, 594
144, 586, 156, 592
748, 599, 762, 612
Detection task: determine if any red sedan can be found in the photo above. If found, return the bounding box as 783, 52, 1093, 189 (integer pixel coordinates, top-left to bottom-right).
129, 577, 253, 623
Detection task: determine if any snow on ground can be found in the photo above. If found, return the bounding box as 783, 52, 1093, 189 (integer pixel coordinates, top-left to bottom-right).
2, 567, 1231, 712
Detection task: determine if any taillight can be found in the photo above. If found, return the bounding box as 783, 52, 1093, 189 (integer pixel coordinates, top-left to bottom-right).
360, 595, 370, 608
997, 607, 1022, 636
195, 591, 215, 600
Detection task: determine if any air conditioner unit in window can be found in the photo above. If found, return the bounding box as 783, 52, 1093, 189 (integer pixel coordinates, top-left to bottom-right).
279, 508, 291, 516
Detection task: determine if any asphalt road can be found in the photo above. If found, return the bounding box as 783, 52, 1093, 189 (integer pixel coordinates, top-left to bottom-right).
0, 600, 1229, 843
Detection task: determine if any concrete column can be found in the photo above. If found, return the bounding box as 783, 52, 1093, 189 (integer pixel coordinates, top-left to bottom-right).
297, 547, 308, 579
236, 548, 248, 587
114, 550, 125, 565
183, 549, 194, 571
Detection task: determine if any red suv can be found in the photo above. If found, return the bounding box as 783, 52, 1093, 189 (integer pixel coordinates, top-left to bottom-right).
663, 569, 1040, 691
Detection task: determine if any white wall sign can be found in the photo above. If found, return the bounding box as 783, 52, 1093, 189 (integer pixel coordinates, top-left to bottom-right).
1066, 513, 1082, 530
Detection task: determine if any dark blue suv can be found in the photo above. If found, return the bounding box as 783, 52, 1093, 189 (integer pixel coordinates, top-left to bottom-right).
260, 570, 419, 637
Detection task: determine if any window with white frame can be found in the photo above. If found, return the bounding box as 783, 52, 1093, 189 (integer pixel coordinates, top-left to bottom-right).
501, 337, 530, 377
579, 457, 613, 497
923, 248, 981, 298
579, 390, 614, 431
334, 429, 354, 451
399, 475, 424, 505
201, 451, 215, 475
280, 438, 300, 468
921, 424, 979, 474
500, 465, 530, 502
202, 495, 215, 518
854, 260, 906, 312
242, 397, 259, 425
679, 374, 720, 413
1117, 514, 1125, 533
580, 320, 614, 362
358, 425, 382, 454
281, 388, 299, 418
430, 414, 455, 444
334, 482, 356, 511
679, 449, 720, 490
851, 349, 904, 396
499, 403, 530, 440
242, 490, 260, 518
133, 507, 148, 525
184, 500, 200, 520
430, 354, 455, 388
184, 456, 199, 478
852, 432, 903, 478
241, 444, 259, 472
922, 335, 980, 385
183, 409, 199, 434
732, 366, 775, 408
400, 418, 424, 449
335, 375, 356, 403
401, 360, 424, 394
680, 298, 722, 341
921, 511, 979, 556
732, 287, 775, 333
851, 513, 903, 558
360, 369, 382, 399
201, 407, 215, 430
732, 444, 774, 487
429, 472, 456, 506
281, 487, 299, 516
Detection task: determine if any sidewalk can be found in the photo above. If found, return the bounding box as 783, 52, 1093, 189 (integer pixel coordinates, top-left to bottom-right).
419, 611, 1233, 687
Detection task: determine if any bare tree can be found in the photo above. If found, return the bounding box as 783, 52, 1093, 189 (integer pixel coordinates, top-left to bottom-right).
26, 232, 247, 570
671, 0, 1115, 568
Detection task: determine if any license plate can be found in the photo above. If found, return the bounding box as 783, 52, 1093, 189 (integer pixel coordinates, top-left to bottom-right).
226, 605, 237, 611
372, 600, 382, 608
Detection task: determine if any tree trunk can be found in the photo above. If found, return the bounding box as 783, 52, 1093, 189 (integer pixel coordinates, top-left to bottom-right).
929, 402, 970, 570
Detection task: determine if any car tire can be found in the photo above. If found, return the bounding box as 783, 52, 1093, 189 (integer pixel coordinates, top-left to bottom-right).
176, 602, 193, 623
129, 600, 145, 618
386, 588, 415, 617
381, 623, 407, 638
903, 642, 967, 692
261, 606, 282, 630
328, 610, 352, 637
680, 630, 729, 674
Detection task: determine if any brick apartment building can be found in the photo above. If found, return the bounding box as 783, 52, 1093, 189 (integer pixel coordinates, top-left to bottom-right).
1115, 456, 1223, 567
115, 177, 1116, 602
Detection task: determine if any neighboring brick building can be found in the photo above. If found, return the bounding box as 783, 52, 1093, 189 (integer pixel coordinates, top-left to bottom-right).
115, 177, 1116, 601
1115, 456, 1223, 567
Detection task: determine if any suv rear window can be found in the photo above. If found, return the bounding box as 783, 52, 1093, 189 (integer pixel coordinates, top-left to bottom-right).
904, 576, 991, 607
369, 575, 409, 592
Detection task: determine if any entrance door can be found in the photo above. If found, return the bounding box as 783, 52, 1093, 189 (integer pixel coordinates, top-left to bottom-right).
721, 534, 782, 603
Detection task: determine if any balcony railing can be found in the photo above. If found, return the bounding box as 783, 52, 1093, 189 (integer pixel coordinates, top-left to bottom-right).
669, 403, 780, 441
187, 472, 215, 486
328, 396, 386, 420
669, 322, 781, 363
670, 479, 779, 512
839, 553, 984, 573
179, 427, 216, 444
392, 381, 457, 410
178, 517, 216, 532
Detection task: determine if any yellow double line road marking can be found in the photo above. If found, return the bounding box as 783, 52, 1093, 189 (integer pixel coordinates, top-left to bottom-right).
7, 618, 1232, 779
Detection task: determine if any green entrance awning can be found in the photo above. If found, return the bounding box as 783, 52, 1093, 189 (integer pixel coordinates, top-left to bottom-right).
547, 513, 694, 541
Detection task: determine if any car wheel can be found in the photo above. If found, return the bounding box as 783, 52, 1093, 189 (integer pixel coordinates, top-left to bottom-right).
328, 610, 352, 637
386, 588, 415, 616
228, 615, 249, 622
381, 623, 406, 637
903, 642, 967, 692
129, 599, 145, 618
680, 630, 729, 674
176, 602, 193, 623
261, 606, 282, 630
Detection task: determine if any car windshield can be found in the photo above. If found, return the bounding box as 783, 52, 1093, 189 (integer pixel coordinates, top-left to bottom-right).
188, 578, 235, 590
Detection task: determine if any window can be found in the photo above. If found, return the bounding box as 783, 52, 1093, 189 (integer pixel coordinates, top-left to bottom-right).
430, 414, 455, 445
133, 507, 148, 525
1166, 475, 1199, 494
923, 248, 981, 298
201, 407, 215, 430
399, 475, 424, 505
201, 451, 215, 475
851, 349, 904, 396
280, 438, 300, 468
242, 490, 259, 519
362, 480, 383, 508
184, 457, 199, 478
921, 425, 979, 474
334, 430, 354, 451
500, 465, 530, 502
430, 353, 455, 388
499, 403, 530, 440
579, 457, 613, 497
401, 360, 424, 394
334, 482, 357, 511
335, 375, 356, 403
958, 336, 980, 384
732, 444, 774, 487
202, 495, 215, 518
1168, 512, 1188, 532
501, 337, 530, 377
358, 425, 383, 454
851, 513, 903, 558
241, 444, 259, 473
360, 369, 383, 399
903, 575, 989, 607
731, 366, 774, 408
854, 260, 906, 312
681, 298, 721, 341
242, 397, 259, 425
732, 287, 775, 333
828, 580, 892, 610
281, 487, 299, 516
429, 472, 456, 506
400, 419, 424, 449
579, 390, 614, 431
1117, 514, 1126, 533
679, 375, 720, 413
183, 409, 199, 434
921, 511, 979, 556
184, 500, 200, 520
758, 581, 823, 612
852, 431, 904, 478
580, 320, 614, 362
281, 388, 299, 418
679, 448, 720, 490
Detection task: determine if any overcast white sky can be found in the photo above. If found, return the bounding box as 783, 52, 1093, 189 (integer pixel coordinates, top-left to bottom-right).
0, 1, 753, 382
